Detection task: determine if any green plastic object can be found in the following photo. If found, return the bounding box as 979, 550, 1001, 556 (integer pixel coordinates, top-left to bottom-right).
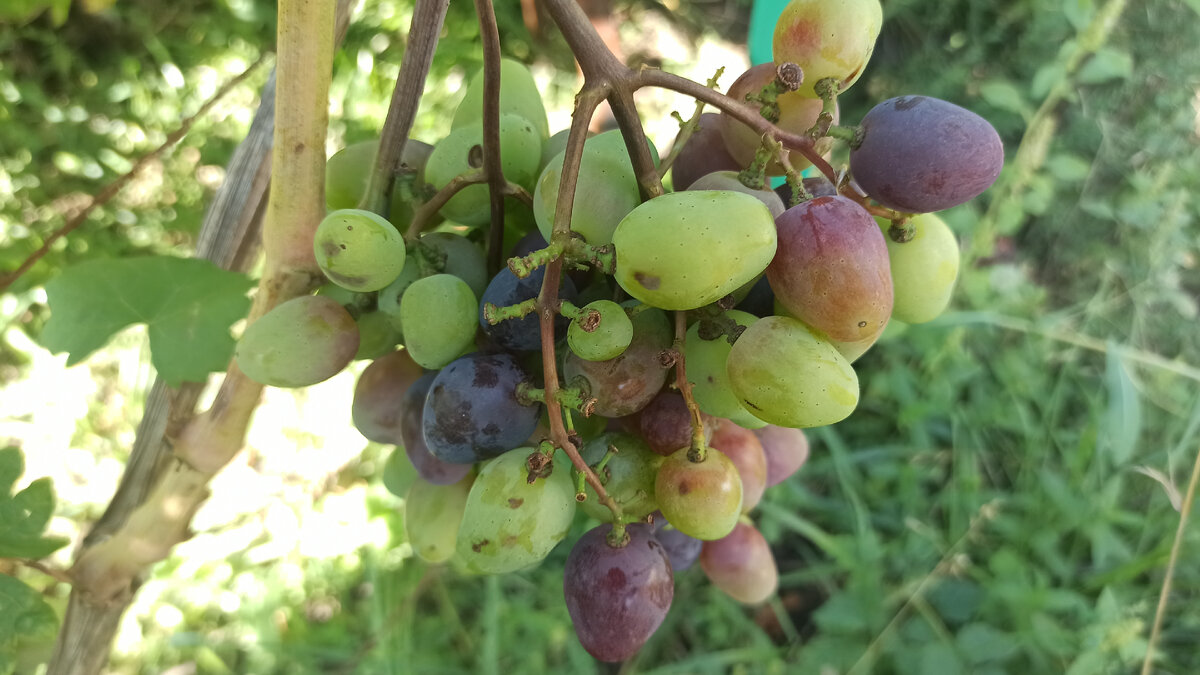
748, 0, 790, 66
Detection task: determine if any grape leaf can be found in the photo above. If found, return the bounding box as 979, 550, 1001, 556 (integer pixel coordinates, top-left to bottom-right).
0, 574, 59, 675
0, 447, 68, 559
40, 256, 254, 386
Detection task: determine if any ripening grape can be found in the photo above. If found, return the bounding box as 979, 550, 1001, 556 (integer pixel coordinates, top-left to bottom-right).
351, 349, 423, 445
425, 114, 544, 226
376, 261, 421, 334
709, 421, 768, 513
772, 0, 883, 98
452, 58, 550, 139
850, 96, 1004, 213
456, 448, 577, 574
624, 390, 717, 457
479, 266, 577, 352
687, 170, 786, 218
655, 448, 743, 541
405, 471, 474, 564
719, 64, 835, 173
685, 309, 767, 429
878, 213, 960, 323
668, 113, 741, 191
401, 372, 473, 486
579, 432, 663, 522
314, 209, 407, 292
768, 195, 893, 342
422, 353, 542, 463
563, 523, 674, 662
399, 274, 478, 370
726, 315, 859, 428
235, 295, 359, 388
325, 139, 435, 229
754, 425, 810, 486
567, 300, 634, 361
563, 304, 672, 418
613, 191, 777, 311
699, 521, 778, 605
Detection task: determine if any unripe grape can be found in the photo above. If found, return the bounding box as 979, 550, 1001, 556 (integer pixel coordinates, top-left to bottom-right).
455, 448, 577, 574
687, 170, 786, 218
579, 432, 663, 522
726, 315, 858, 428
452, 58, 550, 139
425, 114, 543, 226
878, 213, 960, 323
405, 472, 474, 564
235, 295, 359, 388
700, 521, 778, 605
567, 300, 634, 361
399, 274, 478, 370
684, 309, 767, 429
325, 139, 434, 229
351, 349, 424, 445
719, 64, 835, 173
314, 209, 407, 292
613, 191, 777, 311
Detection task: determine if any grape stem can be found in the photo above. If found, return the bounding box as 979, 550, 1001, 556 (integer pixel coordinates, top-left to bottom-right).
655, 67, 724, 179
359, 0, 450, 218
671, 311, 709, 463
472, 0, 509, 278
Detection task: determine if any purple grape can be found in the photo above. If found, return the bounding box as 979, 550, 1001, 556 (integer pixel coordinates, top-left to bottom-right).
623, 389, 716, 457
563, 523, 674, 662
351, 350, 424, 445
401, 372, 472, 485
669, 112, 742, 191
422, 353, 542, 464
479, 266, 577, 352
650, 513, 703, 572
850, 96, 1004, 213
754, 425, 810, 487
562, 305, 671, 418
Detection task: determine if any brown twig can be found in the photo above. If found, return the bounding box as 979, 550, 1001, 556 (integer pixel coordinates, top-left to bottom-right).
359, 0, 451, 217
0, 52, 271, 294
404, 171, 488, 239
472, 0, 509, 277
671, 311, 708, 462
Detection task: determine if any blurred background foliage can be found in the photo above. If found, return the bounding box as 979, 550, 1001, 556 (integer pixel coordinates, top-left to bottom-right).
2, 0, 1199, 673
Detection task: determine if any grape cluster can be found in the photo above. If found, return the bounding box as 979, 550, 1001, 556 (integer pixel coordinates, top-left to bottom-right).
233, 0, 1003, 662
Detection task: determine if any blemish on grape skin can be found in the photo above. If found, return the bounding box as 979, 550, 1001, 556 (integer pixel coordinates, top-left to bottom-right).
508, 498, 524, 509
472, 539, 490, 553
635, 272, 660, 290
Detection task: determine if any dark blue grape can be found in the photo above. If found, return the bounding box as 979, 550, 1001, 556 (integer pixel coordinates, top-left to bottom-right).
422, 353, 542, 463
734, 275, 775, 318
479, 266, 577, 351
849, 96, 1003, 213
401, 372, 472, 485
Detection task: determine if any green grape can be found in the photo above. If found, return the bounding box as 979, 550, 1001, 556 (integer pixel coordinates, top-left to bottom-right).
585, 128, 661, 170
579, 432, 663, 522
399, 274, 478, 370
353, 310, 401, 360
654, 448, 743, 541
771, 298, 883, 364
425, 114, 543, 226
377, 261, 421, 334
533, 131, 649, 245
405, 471, 475, 564
235, 295, 359, 388
325, 139, 435, 229
418, 230, 489, 299
539, 128, 573, 172
687, 170, 785, 218
452, 58, 550, 139
563, 303, 672, 418
878, 213, 960, 323
613, 191, 777, 310
726, 315, 858, 428
314, 209, 407, 292
773, 0, 883, 98
567, 300, 634, 361
456, 448, 577, 574
685, 310, 767, 429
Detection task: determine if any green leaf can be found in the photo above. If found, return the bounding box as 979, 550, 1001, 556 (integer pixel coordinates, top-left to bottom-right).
40, 256, 254, 386
0, 448, 68, 560
1103, 346, 1141, 466
957, 623, 1019, 664
0, 574, 59, 675
979, 79, 1033, 120
1077, 48, 1133, 85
